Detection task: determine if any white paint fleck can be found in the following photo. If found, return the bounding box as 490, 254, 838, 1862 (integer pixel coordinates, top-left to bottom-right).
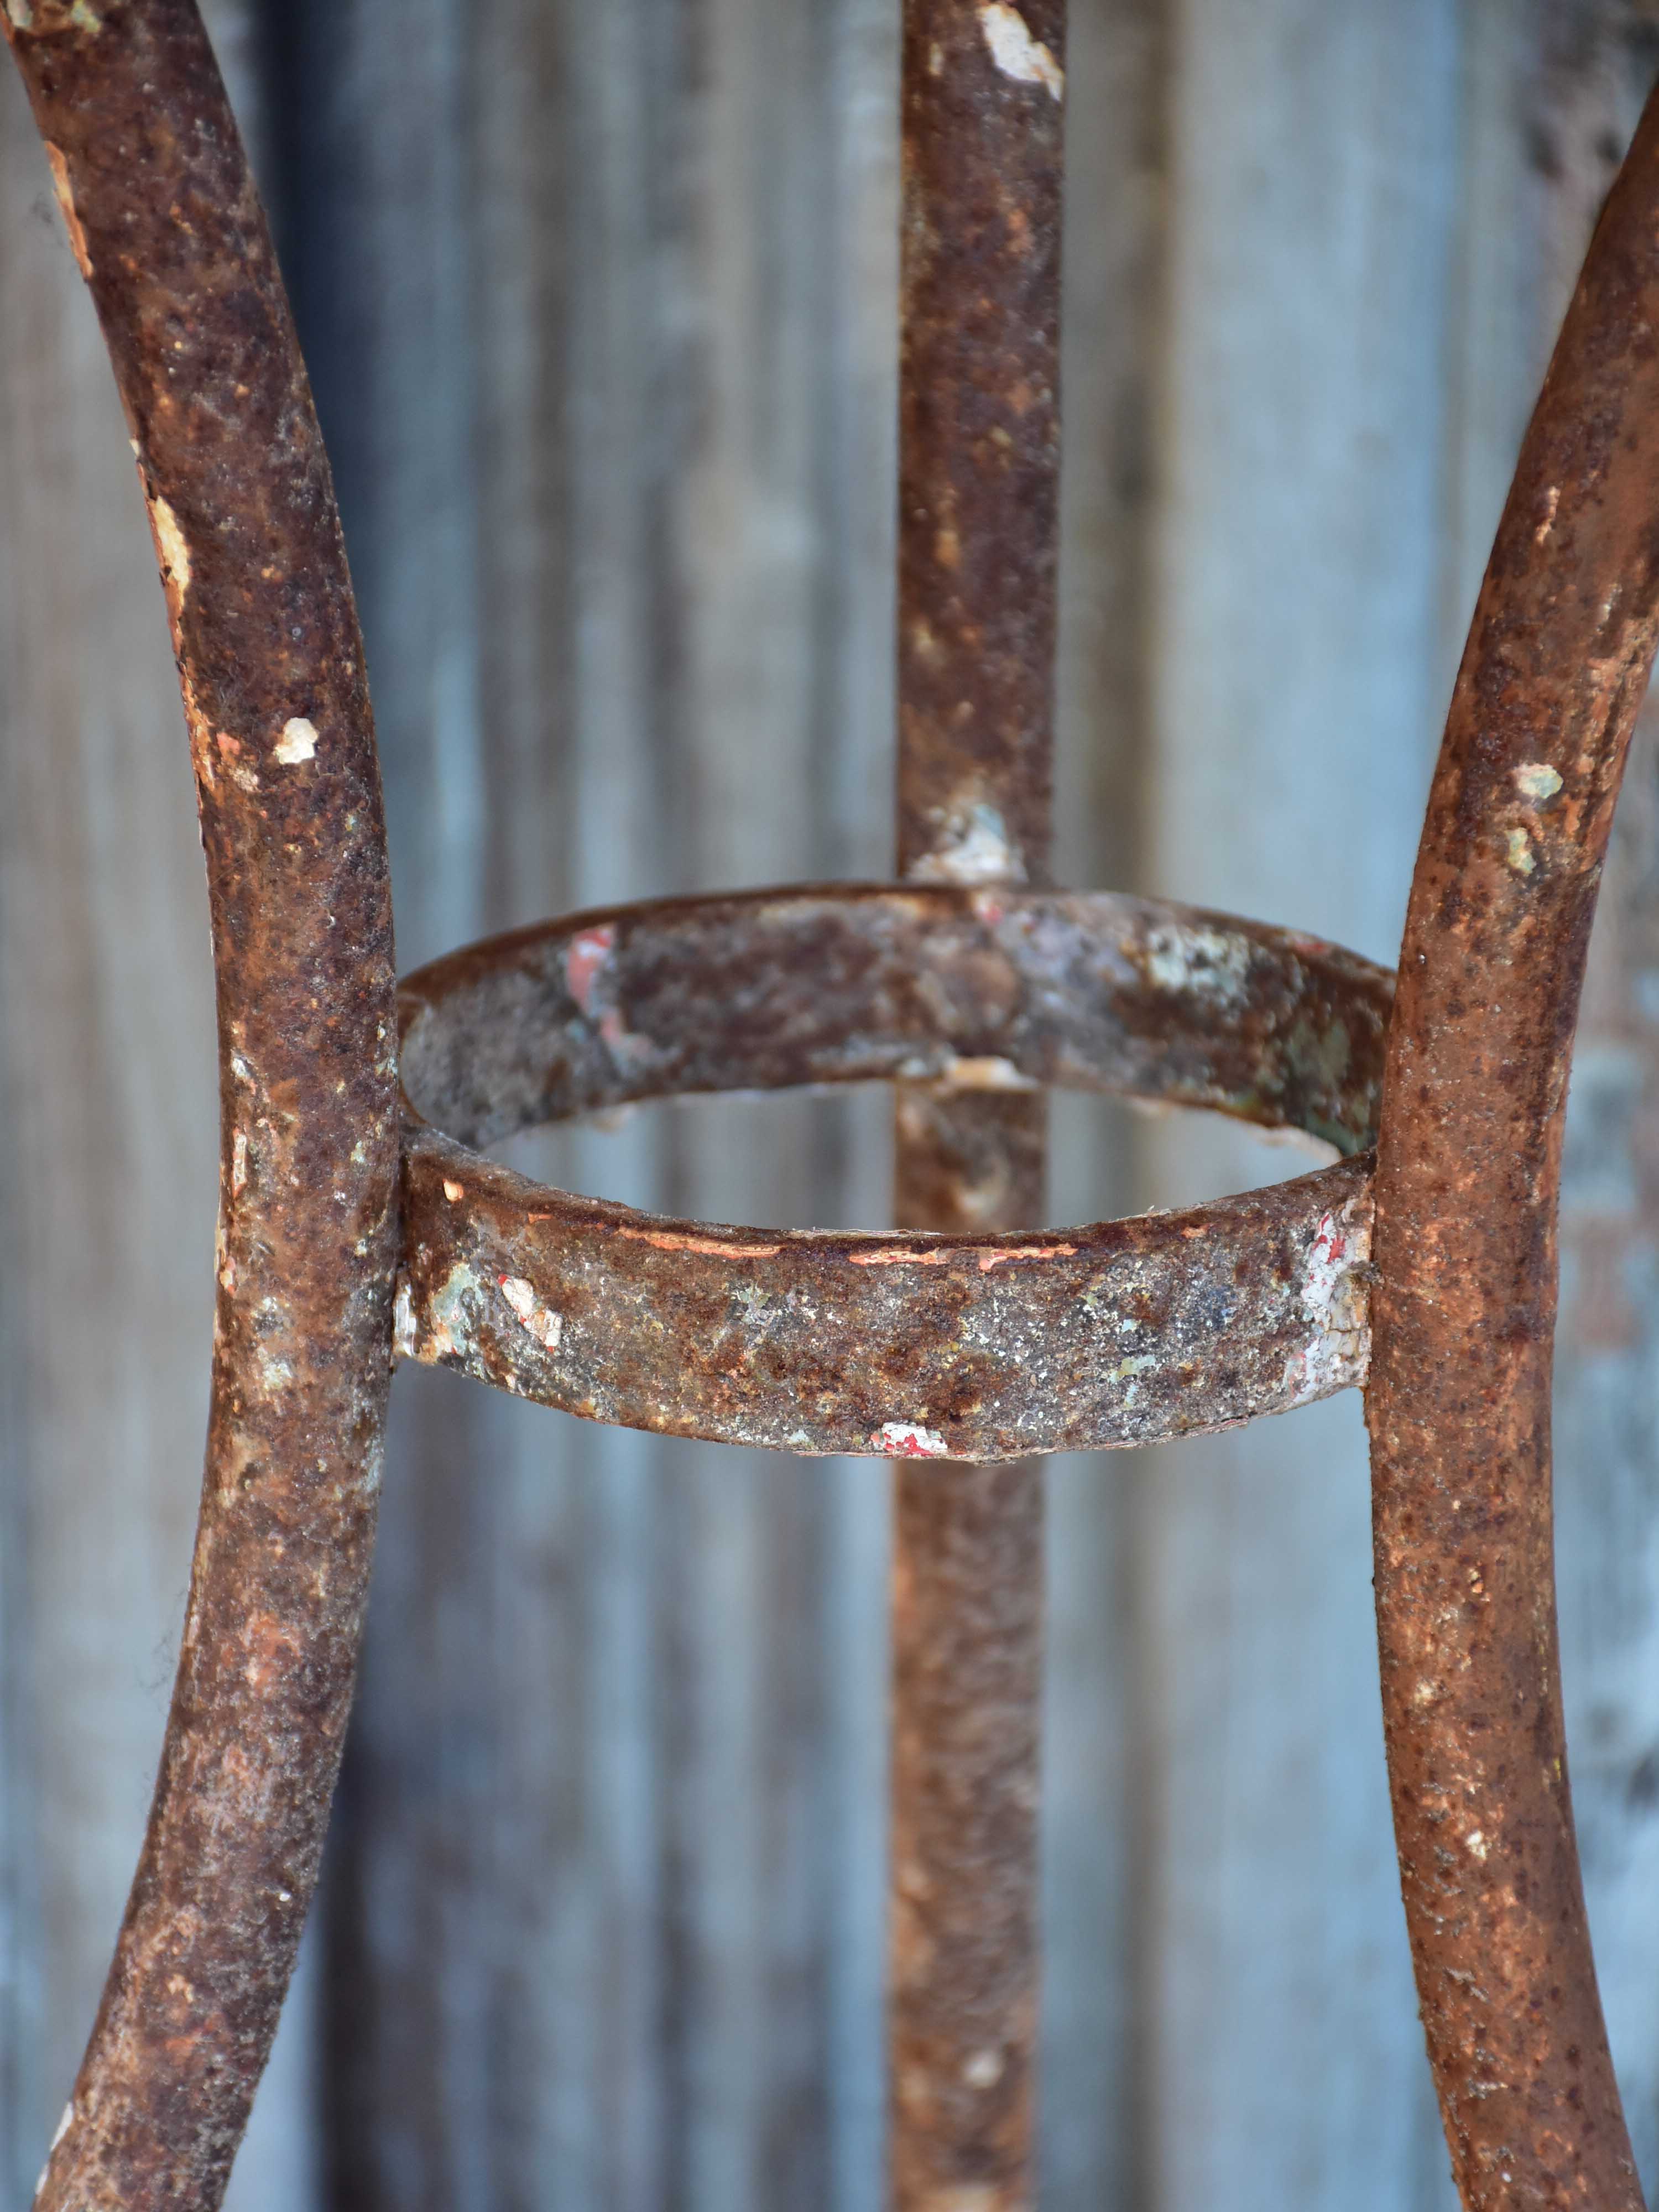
258, 1348, 295, 1393
873, 1420, 951, 1458
910, 802, 1025, 885
1285, 1194, 1371, 1399
274, 716, 318, 766
50, 2104, 72, 2154
498, 1274, 564, 1352
1514, 762, 1563, 802
44, 143, 92, 278
1464, 1830, 1489, 1862
963, 2048, 1004, 2089
392, 1275, 416, 1360
937, 1053, 1036, 1091
977, 1, 1064, 98
442, 1178, 465, 1202
231, 1127, 249, 1197
565, 924, 615, 1015
1505, 826, 1536, 877
1534, 484, 1559, 544
6, 1, 34, 30
926, 2187, 999, 2212
147, 491, 191, 601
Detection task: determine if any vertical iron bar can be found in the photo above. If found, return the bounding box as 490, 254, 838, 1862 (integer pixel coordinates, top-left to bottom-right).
889, 3, 1063, 2206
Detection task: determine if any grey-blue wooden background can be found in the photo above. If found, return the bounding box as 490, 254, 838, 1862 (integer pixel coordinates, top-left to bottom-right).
5, 3, 1659, 2206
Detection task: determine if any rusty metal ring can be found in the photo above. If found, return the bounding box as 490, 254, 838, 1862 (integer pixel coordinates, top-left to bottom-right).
395, 883, 1390, 1459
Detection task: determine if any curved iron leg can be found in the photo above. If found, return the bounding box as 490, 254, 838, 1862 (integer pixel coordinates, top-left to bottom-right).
5, 6, 399, 2205
1369, 82, 1659, 2212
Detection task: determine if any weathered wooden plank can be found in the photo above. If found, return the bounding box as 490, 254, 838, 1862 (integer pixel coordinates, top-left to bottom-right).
1040, 0, 1160, 2199
278, 4, 665, 2203
1139, 4, 1467, 2204
274, 1, 898, 2205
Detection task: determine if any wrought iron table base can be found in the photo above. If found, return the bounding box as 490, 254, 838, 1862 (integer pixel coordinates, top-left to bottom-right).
7, 3, 1659, 2208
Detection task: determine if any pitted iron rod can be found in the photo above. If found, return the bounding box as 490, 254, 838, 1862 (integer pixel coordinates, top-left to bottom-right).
5, 5, 399, 2205
890, 1, 1064, 2203
1368, 85, 1659, 2212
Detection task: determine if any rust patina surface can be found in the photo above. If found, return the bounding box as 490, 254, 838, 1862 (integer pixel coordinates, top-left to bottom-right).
890, 0, 1065, 2199
4, 5, 399, 2206
1368, 87, 1659, 2212
397, 885, 1386, 1459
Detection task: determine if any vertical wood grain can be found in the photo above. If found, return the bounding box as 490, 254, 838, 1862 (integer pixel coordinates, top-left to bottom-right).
1139, 6, 1465, 2205
275, 0, 900, 2206
1041, 0, 1162, 2195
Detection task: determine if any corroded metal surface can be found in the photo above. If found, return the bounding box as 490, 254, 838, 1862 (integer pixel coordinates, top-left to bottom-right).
889, 1453, 1042, 2209
892, 0, 1064, 2196
402, 1121, 1371, 1459
4, 6, 399, 2207
1367, 86, 1659, 2212
397, 886, 1384, 1458
896, 0, 1062, 881
398, 888, 1389, 1152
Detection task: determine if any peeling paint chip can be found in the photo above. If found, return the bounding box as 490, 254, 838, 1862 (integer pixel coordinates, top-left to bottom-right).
940, 1055, 1035, 1092
147, 491, 191, 599
565, 924, 615, 1015
873, 1420, 951, 1458
275, 716, 319, 766
1514, 762, 1563, 802
499, 1275, 563, 1352
1505, 825, 1536, 876
977, 2, 1064, 99
910, 801, 1024, 886
44, 143, 92, 278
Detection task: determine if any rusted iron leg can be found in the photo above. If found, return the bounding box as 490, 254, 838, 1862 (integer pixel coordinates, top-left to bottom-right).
890, 1100, 1047, 2210
889, 0, 1063, 2202
890, 1452, 1043, 2208
6, 6, 399, 2207
1368, 80, 1659, 2212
